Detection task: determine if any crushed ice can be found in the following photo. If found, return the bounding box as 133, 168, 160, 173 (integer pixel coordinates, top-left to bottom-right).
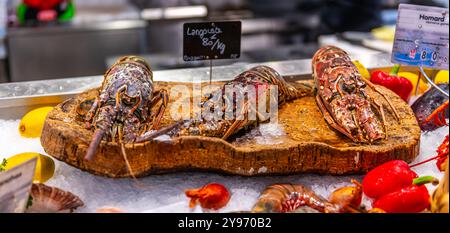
0, 119, 447, 213
154, 134, 172, 142
235, 123, 287, 145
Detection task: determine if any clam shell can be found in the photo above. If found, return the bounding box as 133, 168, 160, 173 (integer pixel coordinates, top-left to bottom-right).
26, 183, 84, 213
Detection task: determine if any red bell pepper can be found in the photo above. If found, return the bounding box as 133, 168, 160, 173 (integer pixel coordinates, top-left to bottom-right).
372, 176, 436, 213
370, 65, 413, 101
362, 160, 418, 199
362, 159, 439, 213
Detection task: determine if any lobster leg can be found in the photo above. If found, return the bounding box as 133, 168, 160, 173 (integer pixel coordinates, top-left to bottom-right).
361, 77, 400, 121
84, 106, 117, 160
423, 100, 449, 127
129, 92, 142, 115
361, 88, 388, 140
315, 95, 355, 141
148, 89, 169, 131
84, 93, 120, 160
84, 97, 100, 128
130, 89, 170, 143
221, 100, 270, 140
371, 99, 388, 139
222, 102, 251, 140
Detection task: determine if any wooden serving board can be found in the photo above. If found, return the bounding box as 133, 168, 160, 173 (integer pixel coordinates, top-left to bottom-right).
40, 80, 420, 178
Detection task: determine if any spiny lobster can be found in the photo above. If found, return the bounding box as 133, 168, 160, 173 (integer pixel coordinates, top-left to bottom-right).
77, 56, 168, 161
136, 65, 310, 142
312, 46, 400, 143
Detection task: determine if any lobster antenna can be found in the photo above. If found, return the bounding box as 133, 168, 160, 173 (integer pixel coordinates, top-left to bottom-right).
84, 129, 105, 161
135, 119, 191, 143
120, 143, 151, 189
121, 143, 137, 179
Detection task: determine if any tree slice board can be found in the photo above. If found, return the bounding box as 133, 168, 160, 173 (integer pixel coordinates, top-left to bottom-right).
40, 80, 420, 178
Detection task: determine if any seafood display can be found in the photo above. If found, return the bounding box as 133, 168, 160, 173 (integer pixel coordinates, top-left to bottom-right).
252, 182, 364, 213
26, 183, 84, 213
411, 83, 449, 131
0, 45, 447, 214
137, 65, 309, 142
312, 46, 400, 143
76, 56, 168, 161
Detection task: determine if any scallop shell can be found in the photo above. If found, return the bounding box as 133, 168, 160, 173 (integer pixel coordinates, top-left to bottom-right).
26, 183, 84, 213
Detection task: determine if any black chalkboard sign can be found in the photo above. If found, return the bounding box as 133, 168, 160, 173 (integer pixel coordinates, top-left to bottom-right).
183, 21, 241, 61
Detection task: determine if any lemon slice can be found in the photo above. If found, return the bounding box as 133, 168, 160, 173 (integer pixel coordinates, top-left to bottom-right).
19, 106, 54, 138
4, 152, 55, 183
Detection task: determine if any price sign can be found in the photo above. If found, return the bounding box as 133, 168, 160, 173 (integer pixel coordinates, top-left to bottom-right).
392, 4, 449, 70
0, 158, 36, 213
183, 21, 241, 61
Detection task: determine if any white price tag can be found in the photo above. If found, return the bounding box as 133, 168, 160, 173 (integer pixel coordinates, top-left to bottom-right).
392, 4, 449, 70
0, 158, 36, 213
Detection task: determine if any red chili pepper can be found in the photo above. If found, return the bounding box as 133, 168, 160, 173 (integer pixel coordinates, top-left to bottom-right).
185, 183, 230, 210
370, 65, 413, 101
362, 160, 418, 199
372, 176, 436, 213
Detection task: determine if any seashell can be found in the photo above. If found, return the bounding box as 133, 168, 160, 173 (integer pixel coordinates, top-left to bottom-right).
26, 183, 84, 213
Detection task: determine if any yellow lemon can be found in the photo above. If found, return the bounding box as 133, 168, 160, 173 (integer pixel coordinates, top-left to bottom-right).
398, 71, 430, 95
19, 106, 54, 138
435, 70, 449, 84
3, 152, 55, 183
352, 60, 371, 79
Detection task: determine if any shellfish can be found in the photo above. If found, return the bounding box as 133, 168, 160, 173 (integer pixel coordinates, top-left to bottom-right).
26, 183, 84, 213
312, 46, 400, 143
76, 56, 169, 161
138, 65, 310, 142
